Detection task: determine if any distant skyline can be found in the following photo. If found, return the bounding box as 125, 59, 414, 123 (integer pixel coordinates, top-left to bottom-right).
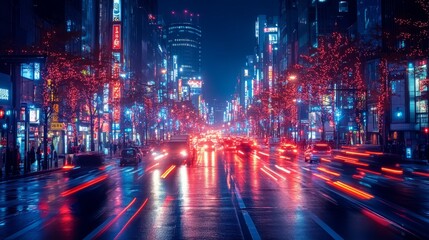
158, 0, 279, 103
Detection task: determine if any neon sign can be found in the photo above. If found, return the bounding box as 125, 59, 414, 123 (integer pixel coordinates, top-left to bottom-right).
112, 24, 121, 50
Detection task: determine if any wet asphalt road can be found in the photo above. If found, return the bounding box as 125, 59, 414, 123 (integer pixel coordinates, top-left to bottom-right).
1, 147, 429, 239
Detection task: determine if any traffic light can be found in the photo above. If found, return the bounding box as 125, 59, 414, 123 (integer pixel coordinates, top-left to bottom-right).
424, 128, 429, 134
0, 107, 4, 119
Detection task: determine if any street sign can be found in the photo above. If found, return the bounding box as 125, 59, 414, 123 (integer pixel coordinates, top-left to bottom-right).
50, 122, 65, 131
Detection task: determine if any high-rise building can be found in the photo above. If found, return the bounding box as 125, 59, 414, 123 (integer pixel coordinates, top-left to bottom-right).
165, 10, 202, 108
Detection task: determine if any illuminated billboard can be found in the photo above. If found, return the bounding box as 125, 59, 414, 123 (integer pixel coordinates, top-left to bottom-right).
113, 0, 121, 22
264, 27, 278, 33
112, 24, 121, 50
187, 79, 202, 89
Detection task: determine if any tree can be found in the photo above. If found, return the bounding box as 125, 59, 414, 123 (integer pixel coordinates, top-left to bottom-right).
247, 91, 270, 138
39, 30, 83, 168
298, 32, 365, 143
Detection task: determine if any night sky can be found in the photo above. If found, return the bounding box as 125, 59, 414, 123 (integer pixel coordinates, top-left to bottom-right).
158, 0, 279, 103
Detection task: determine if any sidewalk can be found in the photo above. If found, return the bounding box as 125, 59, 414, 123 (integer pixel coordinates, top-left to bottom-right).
0, 153, 118, 182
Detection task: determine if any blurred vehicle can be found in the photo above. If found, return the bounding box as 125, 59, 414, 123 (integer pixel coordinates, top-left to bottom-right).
159, 141, 191, 165
304, 143, 332, 163
278, 143, 299, 159
140, 145, 151, 156
63, 152, 110, 213
223, 139, 236, 151
65, 152, 106, 177
237, 140, 253, 153
149, 144, 168, 162
203, 140, 215, 151
150, 135, 192, 165
120, 147, 141, 166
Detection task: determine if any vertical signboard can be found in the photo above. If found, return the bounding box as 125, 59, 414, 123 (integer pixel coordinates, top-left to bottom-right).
112, 24, 121, 50
113, 0, 121, 22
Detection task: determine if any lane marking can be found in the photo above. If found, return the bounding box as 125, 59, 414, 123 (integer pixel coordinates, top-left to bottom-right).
234, 184, 261, 240
5, 219, 43, 240
307, 210, 344, 240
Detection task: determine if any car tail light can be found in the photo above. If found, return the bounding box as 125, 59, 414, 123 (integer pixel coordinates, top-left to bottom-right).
293, 149, 298, 153
180, 150, 188, 156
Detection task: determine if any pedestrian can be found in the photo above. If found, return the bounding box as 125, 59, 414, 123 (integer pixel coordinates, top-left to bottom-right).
113, 143, 117, 156
5, 147, 11, 176
29, 146, 36, 171
67, 141, 72, 154
0, 148, 4, 178
12, 145, 20, 175
53, 150, 58, 167
36, 145, 42, 171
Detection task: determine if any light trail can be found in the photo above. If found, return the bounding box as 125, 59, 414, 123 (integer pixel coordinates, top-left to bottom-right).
313, 173, 330, 181
317, 167, 341, 177
330, 181, 374, 200
274, 165, 291, 174
145, 163, 159, 172
357, 168, 381, 176
263, 166, 286, 180
61, 174, 108, 197
114, 198, 149, 240
260, 167, 278, 181
381, 167, 403, 175
345, 151, 371, 157
413, 171, 429, 178
86, 198, 137, 239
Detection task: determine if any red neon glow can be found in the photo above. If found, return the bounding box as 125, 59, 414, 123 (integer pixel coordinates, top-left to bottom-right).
112, 24, 121, 50
114, 198, 149, 240
161, 165, 176, 178
61, 174, 108, 197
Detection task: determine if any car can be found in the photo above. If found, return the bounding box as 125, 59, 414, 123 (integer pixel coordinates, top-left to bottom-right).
222, 139, 236, 151
304, 143, 332, 163
237, 140, 253, 153
65, 152, 106, 177
278, 143, 299, 159
120, 147, 141, 166
152, 141, 191, 165
202, 140, 215, 151
140, 145, 151, 156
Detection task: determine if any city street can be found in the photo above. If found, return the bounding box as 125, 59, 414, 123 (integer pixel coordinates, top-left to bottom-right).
1, 147, 428, 239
